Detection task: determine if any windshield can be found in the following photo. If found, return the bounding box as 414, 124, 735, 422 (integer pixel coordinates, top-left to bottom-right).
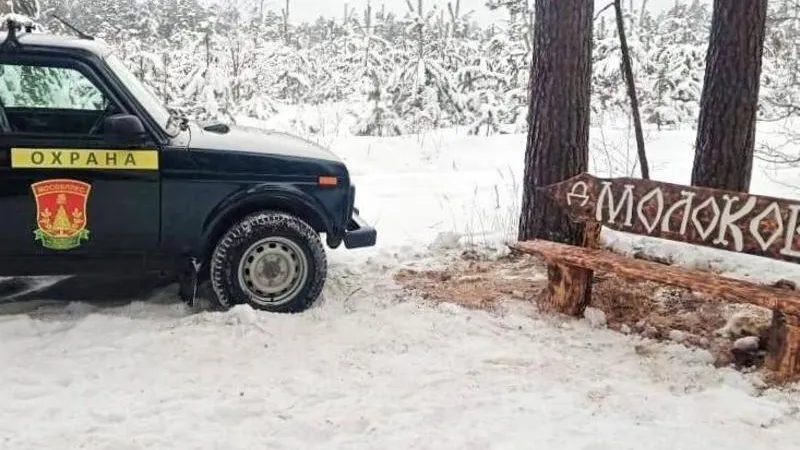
103, 54, 176, 135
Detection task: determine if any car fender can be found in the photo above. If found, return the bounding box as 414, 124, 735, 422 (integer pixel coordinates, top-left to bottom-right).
200, 183, 332, 259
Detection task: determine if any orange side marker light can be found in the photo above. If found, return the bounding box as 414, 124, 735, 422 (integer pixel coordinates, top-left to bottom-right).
318, 176, 338, 186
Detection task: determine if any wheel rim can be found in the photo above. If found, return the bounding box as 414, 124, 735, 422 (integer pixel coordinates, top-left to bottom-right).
237, 236, 309, 306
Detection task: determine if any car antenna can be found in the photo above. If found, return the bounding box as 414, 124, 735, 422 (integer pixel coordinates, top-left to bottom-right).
51, 14, 94, 40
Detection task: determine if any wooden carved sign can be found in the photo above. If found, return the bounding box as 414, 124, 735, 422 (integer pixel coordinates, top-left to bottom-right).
540, 173, 800, 264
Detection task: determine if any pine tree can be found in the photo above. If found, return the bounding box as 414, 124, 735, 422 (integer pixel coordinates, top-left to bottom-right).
518, 0, 595, 314
52, 202, 72, 235
691, 0, 768, 192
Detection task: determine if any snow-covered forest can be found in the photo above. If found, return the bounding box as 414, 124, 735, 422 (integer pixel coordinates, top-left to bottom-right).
14, 0, 799, 137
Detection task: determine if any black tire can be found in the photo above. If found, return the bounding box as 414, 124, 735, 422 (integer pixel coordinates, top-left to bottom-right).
209, 211, 327, 313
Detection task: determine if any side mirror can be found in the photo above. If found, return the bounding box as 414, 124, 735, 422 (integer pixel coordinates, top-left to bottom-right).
104, 114, 146, 139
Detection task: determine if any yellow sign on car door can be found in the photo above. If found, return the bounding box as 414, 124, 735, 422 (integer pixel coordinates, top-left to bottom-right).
10, 148, 159, 170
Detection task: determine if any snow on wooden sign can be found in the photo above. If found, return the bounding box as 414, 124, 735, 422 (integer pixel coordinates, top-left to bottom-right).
540, 173, 800, 263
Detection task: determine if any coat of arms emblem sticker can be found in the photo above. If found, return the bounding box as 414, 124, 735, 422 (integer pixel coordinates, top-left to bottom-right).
31, 179, 91, 250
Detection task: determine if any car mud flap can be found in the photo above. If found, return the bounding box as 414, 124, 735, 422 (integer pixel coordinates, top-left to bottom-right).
178, 257, 203, 309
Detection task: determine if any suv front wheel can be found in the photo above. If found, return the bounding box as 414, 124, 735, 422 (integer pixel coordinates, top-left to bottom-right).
209, 211, 327, 313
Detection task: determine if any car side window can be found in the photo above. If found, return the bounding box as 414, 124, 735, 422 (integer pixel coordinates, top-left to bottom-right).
0, 62, 115, 136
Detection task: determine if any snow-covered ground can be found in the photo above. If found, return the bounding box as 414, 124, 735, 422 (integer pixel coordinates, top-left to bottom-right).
2, 118, 800, 448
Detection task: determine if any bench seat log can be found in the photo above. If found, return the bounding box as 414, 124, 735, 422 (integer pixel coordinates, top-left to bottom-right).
515, 240, 800, 317
515, 239, 800, 382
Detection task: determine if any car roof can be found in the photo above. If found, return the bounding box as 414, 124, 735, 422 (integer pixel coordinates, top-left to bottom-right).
0, 31, 111, 57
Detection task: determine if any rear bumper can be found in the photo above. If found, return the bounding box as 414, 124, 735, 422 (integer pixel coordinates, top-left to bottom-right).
343, 208, 377, 249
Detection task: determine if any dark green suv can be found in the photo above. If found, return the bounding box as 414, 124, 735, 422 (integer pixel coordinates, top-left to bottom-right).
0, 21, 376, 313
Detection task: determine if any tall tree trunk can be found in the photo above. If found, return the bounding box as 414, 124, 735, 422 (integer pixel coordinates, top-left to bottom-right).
282, 0, 290, 45
518, 0, 594, 315
691, 0, 768, 192
519, 0, 593, 243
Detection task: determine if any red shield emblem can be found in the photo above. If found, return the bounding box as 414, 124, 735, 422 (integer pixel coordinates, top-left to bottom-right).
31, 179, 91, 250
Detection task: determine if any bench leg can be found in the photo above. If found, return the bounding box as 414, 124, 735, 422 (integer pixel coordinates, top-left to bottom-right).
538, 223, 599, 317
765, 311, 800, 383
541, 263, 592, 316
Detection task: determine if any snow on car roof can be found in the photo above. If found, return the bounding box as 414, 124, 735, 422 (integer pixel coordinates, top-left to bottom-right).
0, 31, 111, 56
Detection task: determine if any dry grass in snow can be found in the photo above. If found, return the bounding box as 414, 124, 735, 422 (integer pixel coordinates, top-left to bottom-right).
393, 250, 546, 311
395, 247, 780, 377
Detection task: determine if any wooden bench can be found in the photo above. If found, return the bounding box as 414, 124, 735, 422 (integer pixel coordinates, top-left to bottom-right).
513, 173, 800, 383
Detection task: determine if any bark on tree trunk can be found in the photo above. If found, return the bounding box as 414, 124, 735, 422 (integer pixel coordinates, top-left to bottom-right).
691, 0, 768, 192
518, 0, 594, 244
518, 0, 594, 316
